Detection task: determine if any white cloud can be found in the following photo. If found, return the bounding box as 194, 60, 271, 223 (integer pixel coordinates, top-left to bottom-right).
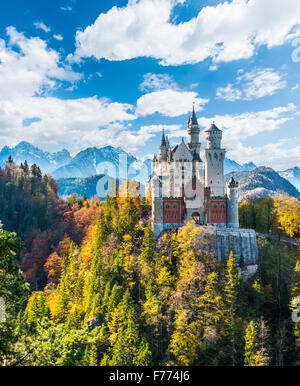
0, 28, 136, 154
291, 84, 300, 92
196, 104, 298, 169
60, 6, 72, 12
53, 34, 64, 41
217, 68, 287, 101
73, 0, 300, 66
216, 84, 242, 102
34, 21, 51, 33
0, 27, 81, 99
136, 89, 209, 117
209, 65, 218, 72
139, 73, 177, 91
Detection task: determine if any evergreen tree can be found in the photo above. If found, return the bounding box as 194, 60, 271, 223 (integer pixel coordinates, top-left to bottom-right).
224, 250, 243, 366
244, 320, 259, 366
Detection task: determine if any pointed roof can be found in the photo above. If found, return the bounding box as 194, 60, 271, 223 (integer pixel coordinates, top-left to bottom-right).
205, 123, 222, 132
160, 129, 166, 147
165, 135, 170, 148
191, 105, 198, 125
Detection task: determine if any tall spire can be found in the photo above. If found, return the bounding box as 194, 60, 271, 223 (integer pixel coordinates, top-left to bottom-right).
160, 128, 166, 146
159, 128, 167, 160
191, 103, 198, 125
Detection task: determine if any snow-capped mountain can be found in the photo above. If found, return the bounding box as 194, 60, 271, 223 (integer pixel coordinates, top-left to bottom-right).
52, 146, 147, 180
226, 167, 300, 202
2, 142, 298, 201
278, 167, 300, 191
0, 141, 72, 173
224, 158, 256, 175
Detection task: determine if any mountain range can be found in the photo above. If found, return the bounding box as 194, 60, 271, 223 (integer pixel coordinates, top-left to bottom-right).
1, 142, 299, 200
225, 167, 300, 202
278, 167, 300, 191
0, 141, 257, 178
0, 141, 72, 173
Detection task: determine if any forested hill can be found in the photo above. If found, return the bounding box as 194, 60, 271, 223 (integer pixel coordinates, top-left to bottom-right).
0, 159, 100, 288
0, 160, 300, 366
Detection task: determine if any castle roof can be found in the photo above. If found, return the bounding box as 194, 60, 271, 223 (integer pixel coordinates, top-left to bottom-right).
160, 129, 166, 147
190, 105, 198, 125
205, 123, 222, 132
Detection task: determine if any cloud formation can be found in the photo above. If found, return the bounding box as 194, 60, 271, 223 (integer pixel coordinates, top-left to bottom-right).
34, 21, 51, 33
136, 90, 209, 117
196, 103, 298, 169
139, 73, 177, 92
73, 0, 300, 66
0, 28, 135, 153
217, 68, 287, 101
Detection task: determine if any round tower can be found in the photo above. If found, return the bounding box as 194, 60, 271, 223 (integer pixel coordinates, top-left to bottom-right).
204, 123, 226, 196
226, 177, 239, 228
206, 123, 222, 149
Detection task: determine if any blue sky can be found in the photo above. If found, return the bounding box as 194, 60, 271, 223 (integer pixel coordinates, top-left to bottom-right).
0, 0, 300, 170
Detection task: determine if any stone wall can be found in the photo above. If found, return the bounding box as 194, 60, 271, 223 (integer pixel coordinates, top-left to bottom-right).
215, 227, 258, 265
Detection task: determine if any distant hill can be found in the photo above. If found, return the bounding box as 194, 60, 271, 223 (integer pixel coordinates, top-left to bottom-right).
0, 141, 72, 173
278, 166, 300, 191
225, 167, 300, 202
57, 174, 121, 199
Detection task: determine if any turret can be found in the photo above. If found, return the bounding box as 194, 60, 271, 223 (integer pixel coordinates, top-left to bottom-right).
188, 105, 200, 145
204, 123, 226, 196
205, 123, 222, 149
159, 129, 167, 160
226, 177, 239, 228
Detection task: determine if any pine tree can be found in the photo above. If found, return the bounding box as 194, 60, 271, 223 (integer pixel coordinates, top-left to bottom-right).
290, 261, 300, 364
224, 250, 243, 366
26, 291, 50, 324
244, 320, 259, 366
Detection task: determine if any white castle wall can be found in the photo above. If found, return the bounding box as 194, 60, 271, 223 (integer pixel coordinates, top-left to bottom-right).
204, 149, 226, 197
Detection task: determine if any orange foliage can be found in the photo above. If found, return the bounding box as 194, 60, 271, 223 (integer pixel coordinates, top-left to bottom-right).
44, 252, 62, 284
117, 180, 141, 206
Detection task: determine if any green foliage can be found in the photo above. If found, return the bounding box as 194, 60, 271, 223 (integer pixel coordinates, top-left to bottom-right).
244, 320, 259, 366
0, 223, 29, 363
1, 187, 300, 367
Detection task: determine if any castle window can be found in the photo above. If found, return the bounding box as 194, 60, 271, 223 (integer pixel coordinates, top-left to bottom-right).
174, 215, 177, 220
213, 214, 217, 219
166, 215, 169, 220
165, 204, 170, 209
213, 204, 218, 209
220, 204, 225, 209
173, 204, 177, 209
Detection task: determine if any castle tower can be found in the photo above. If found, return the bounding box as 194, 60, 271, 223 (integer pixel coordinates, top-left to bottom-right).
187, 105, 201, 157
159, 129, 167, 160
204, 123, 226, 196
226, 177, 239, 228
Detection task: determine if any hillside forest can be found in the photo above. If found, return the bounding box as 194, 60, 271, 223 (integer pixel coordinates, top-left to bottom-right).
0, 159, 300, 366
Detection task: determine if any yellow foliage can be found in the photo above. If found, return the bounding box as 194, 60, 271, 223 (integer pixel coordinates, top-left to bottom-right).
274, 195, 300, 238
81, 224, 97, 271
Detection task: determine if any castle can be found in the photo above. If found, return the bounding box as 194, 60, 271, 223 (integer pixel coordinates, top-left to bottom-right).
147, 107, 258, 266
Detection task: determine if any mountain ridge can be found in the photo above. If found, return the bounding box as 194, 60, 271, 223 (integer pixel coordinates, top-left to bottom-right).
225, 166, 300, 202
